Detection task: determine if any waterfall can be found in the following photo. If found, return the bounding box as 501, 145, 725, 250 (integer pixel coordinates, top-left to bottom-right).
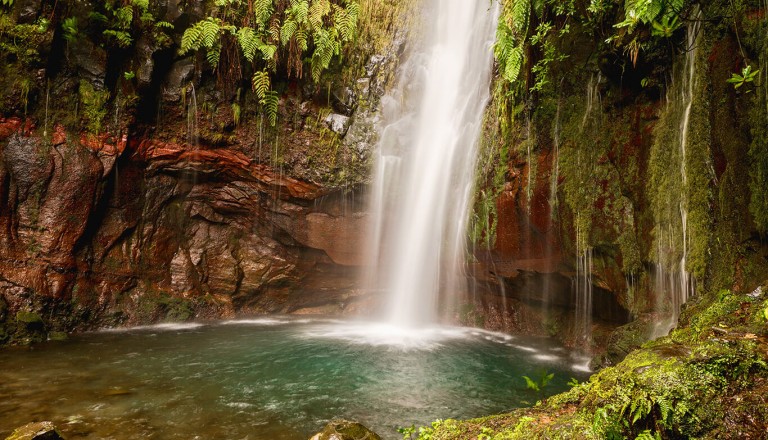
652, 9, 701, 337
365, 0, 499, 328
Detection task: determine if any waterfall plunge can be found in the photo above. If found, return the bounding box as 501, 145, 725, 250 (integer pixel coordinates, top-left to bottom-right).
365, 0, 499, 328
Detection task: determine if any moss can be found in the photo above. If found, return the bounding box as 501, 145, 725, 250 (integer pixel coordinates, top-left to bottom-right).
415, 284, 768, 439
78, 80, 110, 134
134, 289, 197, 323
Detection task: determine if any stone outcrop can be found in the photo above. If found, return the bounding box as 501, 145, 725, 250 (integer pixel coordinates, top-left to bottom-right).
309, 420, 382, 440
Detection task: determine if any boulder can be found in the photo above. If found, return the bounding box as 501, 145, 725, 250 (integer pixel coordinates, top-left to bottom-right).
309, 420, 381, 440
162, 58, 195, 102
324, 113, 351, 135
4, 421, 64, 440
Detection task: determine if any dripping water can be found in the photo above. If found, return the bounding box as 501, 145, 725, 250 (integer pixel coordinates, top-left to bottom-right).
653, 8, 701, 337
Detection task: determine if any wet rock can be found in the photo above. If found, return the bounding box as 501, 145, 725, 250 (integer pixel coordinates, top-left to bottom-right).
135, 37, 156, 88
309, 420, 381, 440
68, 39, 107, 89
3, 134, 52, 201
5, 421, 64, 440
332, 86, 357, 116
16, 0, 42, 23
14, 310, 46, 344
324, 113, 351, 135
163, 58, 195, 102
591, 314, 656, 368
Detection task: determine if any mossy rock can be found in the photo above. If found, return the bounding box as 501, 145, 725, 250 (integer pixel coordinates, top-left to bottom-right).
4, 421, 64, 440
47, 331, 68, 341
416, 284, 768, 439
591, 314, 656, 368
13, 310, 46, 344
309, 419, 381, 440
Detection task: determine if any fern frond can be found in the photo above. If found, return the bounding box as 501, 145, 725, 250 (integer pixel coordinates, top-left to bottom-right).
155, 21, 174, 29
201, 19, 221, 48
206, 42, 222, 68
502, 45, 524, 84
252, 70, 271, 101
253, 0, 273, 27
289, 0, 310, 24
103, 29, 133, 48
237, 26, 260, 62
263, 90, 279, 126
295, 28, 309, 52
280, 18, 298, 45
308, 0, 330, 29
259, 43, 277, 61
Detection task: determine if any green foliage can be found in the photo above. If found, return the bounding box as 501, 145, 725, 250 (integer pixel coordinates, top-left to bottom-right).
398, 424, 416, 440
522, 371, 554, 393
62, 17, 79, 42
1, 0, 13, 7
726, 64, 759, 90
78, 80, 110, 133
177, 0, 358, 124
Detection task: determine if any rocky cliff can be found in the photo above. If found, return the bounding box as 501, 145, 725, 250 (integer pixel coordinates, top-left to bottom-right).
0, 0, 407, 344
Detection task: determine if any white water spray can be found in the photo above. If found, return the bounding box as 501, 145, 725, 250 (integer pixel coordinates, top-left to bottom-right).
366, 0, 499, 328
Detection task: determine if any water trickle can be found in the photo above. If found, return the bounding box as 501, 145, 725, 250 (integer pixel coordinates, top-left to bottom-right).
187, 82, 199, 147
365, 0, 499, 328
653, 10, 701, 337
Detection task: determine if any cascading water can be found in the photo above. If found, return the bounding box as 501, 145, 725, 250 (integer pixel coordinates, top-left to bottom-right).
365, 0, 499, 328
652, 10, 701, 337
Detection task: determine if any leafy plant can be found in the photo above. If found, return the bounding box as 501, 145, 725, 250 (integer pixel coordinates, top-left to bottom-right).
523, 370, 554, 393
397, 424, 416, 440
178, 0, 359, 126
726, 65, 760, 90
62, 17, 79, 42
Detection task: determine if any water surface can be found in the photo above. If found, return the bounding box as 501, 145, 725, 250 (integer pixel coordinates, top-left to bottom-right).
0, 318, 589, 439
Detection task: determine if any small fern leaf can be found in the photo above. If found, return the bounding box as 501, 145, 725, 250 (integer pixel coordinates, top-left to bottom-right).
237, 27, 260, 62
308, 0, 330, 29
206, 42, 222, 68
290, 0, 310, 24
281, 18, 298, 46
252, 70, 271, 101
263, 90, 279, 126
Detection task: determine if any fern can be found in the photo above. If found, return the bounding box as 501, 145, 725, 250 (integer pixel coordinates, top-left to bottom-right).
179, 18, 223, 66
206, 43, 222, 68
201, 19, 221, 48
237, 26, 260, 62
295, 28, 309, 51
280, 17, 298, 45
263, 90, 279, 126
333, 2, 358, 42
259, 42, 277, 60
308, 0, 331, 29
289, 0, 310, 25
1, 0, 14, 7
251, 70, 271, 101
253, 0, 273, 28
103, 29, 133, 47
131, 0, 149, 12
510, 0, 531, 36
155, 21, 174, 29
310, 27, 339, 81
114, 5, 134, 30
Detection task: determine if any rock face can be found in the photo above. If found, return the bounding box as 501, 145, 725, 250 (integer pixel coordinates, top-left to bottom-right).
0, 0, 408, 343
0, 118, 369, 341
